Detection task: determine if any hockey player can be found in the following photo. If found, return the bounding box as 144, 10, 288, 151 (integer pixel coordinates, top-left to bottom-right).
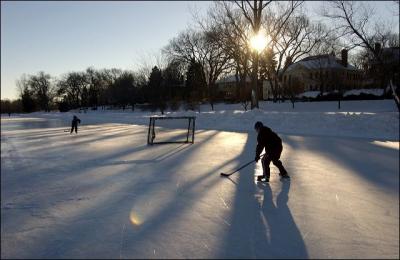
254, 121, 289, 182
70, 115, 81, 134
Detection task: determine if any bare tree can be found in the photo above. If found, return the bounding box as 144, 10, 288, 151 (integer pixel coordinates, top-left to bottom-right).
202, 28, 232, 110
164, 27, 231, 110
266, 10, 329, 102
321, 1, 378, 52
57, 72, 88, 109
372, 22, 399, 48
16, 74, 36, 112
85, 67, 103, 109
16, 74, 29, 98
164, 29, 204, 66
135, 50, 168, 81
232, 1, 305, 108
232, 0, 274, 109
27, 71, 54, 112
309, 28, 343, 95
204, 2, 252, 110
392, 0, 399, 16
200, 1, 304, 108
216, 1, 304, 104
322, 0, 400, 110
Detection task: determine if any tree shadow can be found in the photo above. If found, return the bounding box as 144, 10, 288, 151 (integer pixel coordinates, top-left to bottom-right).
86, 143, 192, 166
284, 134, 399, 192
5, 132, 234, 258
1, 129, 200, 202
1, 129, 225, 259
2, 127, 309, 258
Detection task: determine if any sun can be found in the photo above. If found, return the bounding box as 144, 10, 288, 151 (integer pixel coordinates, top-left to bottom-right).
250, 31, 268, 53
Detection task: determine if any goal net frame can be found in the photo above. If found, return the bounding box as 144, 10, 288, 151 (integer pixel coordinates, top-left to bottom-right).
147, 116, 196, 145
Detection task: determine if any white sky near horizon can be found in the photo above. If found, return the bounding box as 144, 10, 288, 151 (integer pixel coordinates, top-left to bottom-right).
1, 1, 398, 100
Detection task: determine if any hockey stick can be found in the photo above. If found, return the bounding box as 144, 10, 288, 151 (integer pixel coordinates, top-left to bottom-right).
220, 153, 265, 177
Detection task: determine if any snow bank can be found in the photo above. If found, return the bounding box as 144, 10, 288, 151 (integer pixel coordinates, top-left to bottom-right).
344, 89, 384, 97
2, 100, 398, 140
297, 91, 320, 98
297, 89, 385, 98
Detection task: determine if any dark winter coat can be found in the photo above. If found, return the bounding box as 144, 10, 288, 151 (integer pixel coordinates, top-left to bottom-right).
72, 117, 81, 127
256, 126, 282, 158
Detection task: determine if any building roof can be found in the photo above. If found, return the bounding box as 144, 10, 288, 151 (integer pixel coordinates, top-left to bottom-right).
286, 54, 358, 72
215, 75, 251, 84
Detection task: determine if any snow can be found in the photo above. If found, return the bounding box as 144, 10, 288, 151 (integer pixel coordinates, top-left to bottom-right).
215, 74, 251, 83
344, 88, 385, 97
298, 89, 386, 99
1, 100, 399, 259
286, 54, 358, 72
297, 91, 321, 98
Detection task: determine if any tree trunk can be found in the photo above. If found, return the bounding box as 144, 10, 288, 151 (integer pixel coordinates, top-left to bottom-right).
389, 80, 400, 112
208, 84, 215, 111
273, 78, 279, 103
251, 51, 259, 109
235, 71, 240, 101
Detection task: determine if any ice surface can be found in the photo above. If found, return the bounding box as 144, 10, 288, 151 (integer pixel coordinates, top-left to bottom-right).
1, 100, 399, 258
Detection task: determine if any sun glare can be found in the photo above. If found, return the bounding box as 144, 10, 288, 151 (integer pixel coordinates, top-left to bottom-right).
250, 32, 268, 53
130, 211, 143, 226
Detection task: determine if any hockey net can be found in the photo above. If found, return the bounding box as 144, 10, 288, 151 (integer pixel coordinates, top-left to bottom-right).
147, 116, 196, 145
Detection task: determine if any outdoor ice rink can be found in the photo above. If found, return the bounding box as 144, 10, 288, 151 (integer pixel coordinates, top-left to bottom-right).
1, 102, 399, 258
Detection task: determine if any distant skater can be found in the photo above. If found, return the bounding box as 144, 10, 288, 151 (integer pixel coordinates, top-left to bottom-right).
254, 121, 289, 182
70, 115, 81, 134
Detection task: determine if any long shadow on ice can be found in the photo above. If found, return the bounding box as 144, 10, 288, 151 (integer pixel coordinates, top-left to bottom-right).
81, 143, 192, 166
257, 181, 308, 258
284, 135, 399, 193
1, 130, 222, 259
216, 131, 308, 258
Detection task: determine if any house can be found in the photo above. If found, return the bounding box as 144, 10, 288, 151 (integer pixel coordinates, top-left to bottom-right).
281, 50, 364, 95
215, 75, 251, 100
262, 79, 278, 100
364, 43, 400, 88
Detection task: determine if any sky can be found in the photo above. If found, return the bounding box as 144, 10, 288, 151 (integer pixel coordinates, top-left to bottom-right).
1, 1, 399, 100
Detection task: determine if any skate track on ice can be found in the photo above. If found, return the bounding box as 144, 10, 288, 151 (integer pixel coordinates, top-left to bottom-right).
1, 119, 398, 259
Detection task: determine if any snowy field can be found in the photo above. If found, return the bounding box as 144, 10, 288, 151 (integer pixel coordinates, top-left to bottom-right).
1, 100, 399, 259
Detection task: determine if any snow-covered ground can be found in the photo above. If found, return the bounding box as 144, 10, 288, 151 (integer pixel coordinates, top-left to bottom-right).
1, 100, 399, 259
297, 89, 384, 99
343, 88, 384, 97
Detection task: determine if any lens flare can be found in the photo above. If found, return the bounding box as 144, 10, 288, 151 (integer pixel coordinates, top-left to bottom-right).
250, 32, 268, 53
129, 211, 143, 226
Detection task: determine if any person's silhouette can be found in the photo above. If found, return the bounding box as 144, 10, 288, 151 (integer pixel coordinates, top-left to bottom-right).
254, 121, 289, 182
70, 115, 81, 134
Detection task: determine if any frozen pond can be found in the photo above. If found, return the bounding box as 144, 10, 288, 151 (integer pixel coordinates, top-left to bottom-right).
1, 117, 67, 131
1, 115, 398, 259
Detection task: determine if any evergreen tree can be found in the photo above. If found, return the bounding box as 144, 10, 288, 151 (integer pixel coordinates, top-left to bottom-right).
185, 59, 206, 111
148, 66, 166, 114
163, 61, 184, 110
21, 86, 36, 113
111, 72, 136, 110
